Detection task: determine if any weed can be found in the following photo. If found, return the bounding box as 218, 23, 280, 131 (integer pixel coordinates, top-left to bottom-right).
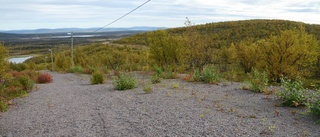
310, 99, 320, 116
113, 74, 137, 90
151, 75, 161, 84
143, 84, 153, 94
201, 65, 220, 84
182, 73, 193, 82
0, 99, 7, 112
90, 71, 105, 84
154, 67, 163, 77
277, 78, 307, 107
172, 82, 179, 89
192, 69, 202, 82
69, 65, 84, 73
246, 70, 268, 93
18, 75, 34, 92
191, 65, 220, 84
84, 67, 97, 74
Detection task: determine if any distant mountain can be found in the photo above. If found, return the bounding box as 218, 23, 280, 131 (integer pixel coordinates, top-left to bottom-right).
1, 26, 166, 34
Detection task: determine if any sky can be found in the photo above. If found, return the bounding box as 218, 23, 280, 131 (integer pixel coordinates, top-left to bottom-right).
0, 0, 319, 30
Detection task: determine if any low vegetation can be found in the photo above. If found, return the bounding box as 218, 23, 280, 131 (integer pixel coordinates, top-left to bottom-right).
191, 65, 220, 84
37, 73, 53, 84
277, 78, 307, 107
113, 74, 137, 90
90, 71, 105, 84
1, 19, 320, 119
143, 84, 153, 94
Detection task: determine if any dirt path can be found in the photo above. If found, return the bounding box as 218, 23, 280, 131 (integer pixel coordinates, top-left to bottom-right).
0, 72, 319, 136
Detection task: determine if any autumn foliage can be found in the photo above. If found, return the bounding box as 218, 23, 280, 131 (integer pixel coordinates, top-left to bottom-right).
37, 73, 53, 83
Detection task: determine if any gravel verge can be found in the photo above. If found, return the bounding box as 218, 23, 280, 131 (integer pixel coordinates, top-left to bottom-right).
0, 71, 319, 136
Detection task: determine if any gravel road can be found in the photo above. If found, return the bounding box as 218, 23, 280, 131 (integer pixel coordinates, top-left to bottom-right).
0, 71, 319, 136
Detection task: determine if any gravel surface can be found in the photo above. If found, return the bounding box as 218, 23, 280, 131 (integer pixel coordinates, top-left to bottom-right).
0, 71, 319, 136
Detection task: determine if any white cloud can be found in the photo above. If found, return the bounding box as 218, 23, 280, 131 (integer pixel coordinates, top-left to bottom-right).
0, 0, 319, 30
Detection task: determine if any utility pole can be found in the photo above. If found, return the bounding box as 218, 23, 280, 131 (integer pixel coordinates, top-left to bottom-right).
48, 49, 54, 71
68, 32, 74, 67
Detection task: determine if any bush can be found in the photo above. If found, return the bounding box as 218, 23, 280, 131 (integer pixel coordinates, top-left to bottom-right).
192, 69, 202, 82
151, 75, 161, 84
69, 65, 83, 73
37, 73, 53, 83
154, 67, 163, 77
192, 65, 220, 84
310, 99, 320, 116
143, 84, 153, 94
201, 65, 220, 84
18, 75, 34, 92
113, 74, 137, 90
246, 70, 268, 93
277, 78, 307, 107
91, 71, 105, 84
0, 99, 7, 112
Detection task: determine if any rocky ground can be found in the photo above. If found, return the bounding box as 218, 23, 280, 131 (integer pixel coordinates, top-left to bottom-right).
0, 71, 319, 136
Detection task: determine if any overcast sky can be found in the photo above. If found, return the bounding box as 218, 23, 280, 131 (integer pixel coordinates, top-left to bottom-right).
0, 0, 319, 30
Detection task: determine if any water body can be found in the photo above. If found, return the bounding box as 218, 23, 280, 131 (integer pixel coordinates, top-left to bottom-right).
9, 56, 33, 64
50, 35, 98, 38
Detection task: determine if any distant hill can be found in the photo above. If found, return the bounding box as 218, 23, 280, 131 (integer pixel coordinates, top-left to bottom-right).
1, 26, 166, 34
114, 19, 320, 47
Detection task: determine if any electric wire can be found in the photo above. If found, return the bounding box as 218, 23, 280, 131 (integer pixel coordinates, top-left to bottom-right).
93, 0, 151, 32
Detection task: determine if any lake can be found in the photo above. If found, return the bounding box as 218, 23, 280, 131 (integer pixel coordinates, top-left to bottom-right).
9, 56, 33, 64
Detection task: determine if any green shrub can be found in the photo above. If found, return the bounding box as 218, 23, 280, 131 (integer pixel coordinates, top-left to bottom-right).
154, 67, 163, 77
201, 65, 220, 84
0, 100, 7, 112
143, 84, 153, 94
69, 65, 83, 73
91, 71, 105, 84
192, 65, 220, 84
310, 99, 320, 116
246, 70, 268, 93
18, 75, 34, 92
113, 74, 137, 90
151, 75, 161, 84
277, 78, 307, 107
192, 69, 202, 82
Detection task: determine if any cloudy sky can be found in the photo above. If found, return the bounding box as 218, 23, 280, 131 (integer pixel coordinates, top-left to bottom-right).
0, 0, 319, 30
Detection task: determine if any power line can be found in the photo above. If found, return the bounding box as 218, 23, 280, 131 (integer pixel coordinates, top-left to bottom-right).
93, 0, 151, 32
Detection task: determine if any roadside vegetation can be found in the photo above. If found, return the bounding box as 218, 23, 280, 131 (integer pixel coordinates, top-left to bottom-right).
1, 19, 320, 117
